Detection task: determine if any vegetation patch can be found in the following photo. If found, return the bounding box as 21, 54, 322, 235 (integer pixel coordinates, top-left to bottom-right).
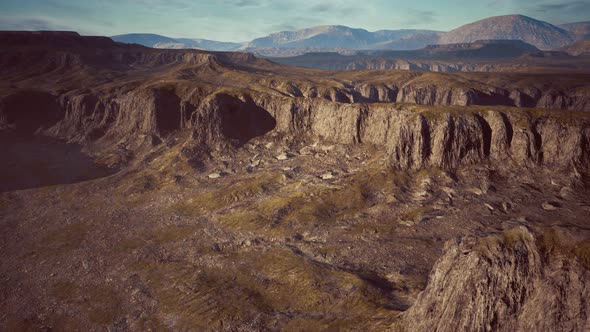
170, 172, 286, 216
130, 247, 396, 330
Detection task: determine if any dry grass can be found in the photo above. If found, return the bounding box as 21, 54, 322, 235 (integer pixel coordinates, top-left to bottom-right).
129, 247, 397, 330
216, 160, 398, 235
170, 172, 286, 216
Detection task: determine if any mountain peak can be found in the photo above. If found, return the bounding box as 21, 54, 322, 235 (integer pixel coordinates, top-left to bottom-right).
440, 14, 573, 49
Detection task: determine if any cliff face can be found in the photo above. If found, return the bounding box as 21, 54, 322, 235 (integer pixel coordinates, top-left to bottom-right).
2, 87, 589, 173
257, 97, 590, 172
402, 227, 590, 332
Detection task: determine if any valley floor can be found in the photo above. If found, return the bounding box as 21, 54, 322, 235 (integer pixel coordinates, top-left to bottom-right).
1, 134, 589, 331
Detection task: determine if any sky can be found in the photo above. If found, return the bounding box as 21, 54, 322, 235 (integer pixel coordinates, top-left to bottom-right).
0, 0, 588, 42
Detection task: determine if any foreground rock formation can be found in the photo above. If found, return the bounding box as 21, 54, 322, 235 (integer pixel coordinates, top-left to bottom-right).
1, 32, 590, 331
403, 227, 590, 332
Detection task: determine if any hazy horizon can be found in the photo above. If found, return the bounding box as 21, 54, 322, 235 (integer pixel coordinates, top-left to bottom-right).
0, 0, 588, 42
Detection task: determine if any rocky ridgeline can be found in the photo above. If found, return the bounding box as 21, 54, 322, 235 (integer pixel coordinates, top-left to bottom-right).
402, 227, 590, 332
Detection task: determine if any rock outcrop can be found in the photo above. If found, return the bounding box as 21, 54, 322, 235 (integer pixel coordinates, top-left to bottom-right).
402, 227, 590, 332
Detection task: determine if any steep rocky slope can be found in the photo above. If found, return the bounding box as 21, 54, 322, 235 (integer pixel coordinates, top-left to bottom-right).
403, 227, 590, 331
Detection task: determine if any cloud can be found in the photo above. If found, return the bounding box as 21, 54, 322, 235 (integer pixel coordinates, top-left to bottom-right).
118, 0, 192, 9
0, 15, 74, 31
485, 0, 590, 24
391, 8, 438, 27
226, 0, 261, 7
534, 0, 590, 12
307, 1, 365, 17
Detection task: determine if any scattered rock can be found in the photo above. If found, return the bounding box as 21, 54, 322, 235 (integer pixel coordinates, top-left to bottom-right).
542, 201, 560, 211
299, 146, 314, 155
502, 201, 512, 213
319, 145, 335, 152
468, 188, 484, 196
559, 186, 572, 198
320, 172, 335, 180
208, 173, 221, 179
441, 187, 456, 198
276, 153, 288, 161
414, 190, 430, 200
399, 219, 415, 227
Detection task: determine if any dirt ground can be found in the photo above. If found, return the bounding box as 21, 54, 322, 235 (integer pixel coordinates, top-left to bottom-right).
1, 134, 589, 331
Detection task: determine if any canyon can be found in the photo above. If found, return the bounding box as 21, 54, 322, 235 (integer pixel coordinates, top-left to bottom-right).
1, 32, 590, 331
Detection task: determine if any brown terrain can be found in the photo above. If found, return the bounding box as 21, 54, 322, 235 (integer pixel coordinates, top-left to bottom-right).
270, 40, 590, 72
1, 31, 590, 331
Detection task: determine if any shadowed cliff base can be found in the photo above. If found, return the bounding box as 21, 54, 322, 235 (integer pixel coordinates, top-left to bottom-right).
0, 91, 63, 134
0, 134, 117, 192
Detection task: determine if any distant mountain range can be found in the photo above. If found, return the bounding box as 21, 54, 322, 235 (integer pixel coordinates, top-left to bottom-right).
112, 15, 589, 55
111, 33, 242, 51
269, 39, 560, 70
242, 26, 442, 50
559, 21, 590, 40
